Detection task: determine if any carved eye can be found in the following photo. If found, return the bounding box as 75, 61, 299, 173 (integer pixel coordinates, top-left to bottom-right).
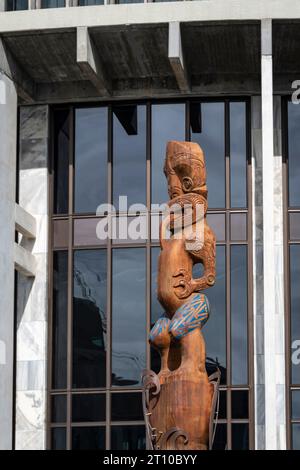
182, 177, 193, 192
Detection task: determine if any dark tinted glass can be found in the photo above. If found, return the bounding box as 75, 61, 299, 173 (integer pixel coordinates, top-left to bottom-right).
72, 394, 106, 422
74, 218, 106, 247
79, 0, 104, 4
73, 250, 107, 388
231, 245, 248, 385
72, 427, 105, 450
113, 105, 146, 208
111, 215, 148, 244
6, 0, 28, 10
41, 0, 65, 7
111, 426, 146, 450
202, 246, 226, 383
231, 390, 249, 419
112, 249, 146, 387
51, 395, 67, 423
290, 245, 300, 385
151, 247, 161, 324
74, 107, 107, 214
212, 423, 227, 450
152, 104, 185, 205
51, 428, 66, 450
218, 390, 227, 419
290, 212, 300, 240
53, 109, 69, 214
288, 102, 300, 207
292, 424, 300, 450
111, 393, 143, 421
230, 102, 247, 208
52, 251, 68, 389
191, 103, 225, 208
292, 390, 300, 419
53, 219, 69, 249
232, 423, 249, 450
230, 213, 247, 241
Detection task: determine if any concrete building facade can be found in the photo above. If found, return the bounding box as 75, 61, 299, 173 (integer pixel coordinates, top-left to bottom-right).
0, 0, 300, 450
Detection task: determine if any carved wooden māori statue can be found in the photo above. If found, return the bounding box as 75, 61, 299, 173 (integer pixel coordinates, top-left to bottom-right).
142, 141, 220, 451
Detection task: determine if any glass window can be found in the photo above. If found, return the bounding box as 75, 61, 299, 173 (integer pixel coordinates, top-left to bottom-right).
191, 102, 225, 208
53, 109, 69, 215
292, 424, 300, 450
6, 0, 28, 10
51, 395, 67, 423
78, 0, 104, 5
111, 393, 143, 421
112, 248, 146, 387
218, 390, 227, 419
230, 102, 247, 208
207, 213, 226, 242
231, 213, 247, 241
72, 394, 106, 422
74, 107, 107, 214
152, 104, 185, 205
231, 245, 248, 385
52, 251, 68, 389
290, 213, 300, 240
111, 426, 146, 450
212, 423, 227, 450
151, 247, 161, 325
73, 250, 107, 388
288, 102, 300, 207
72, 427, 105, 450
41, 0, 65, 7
74, 218, 106, 247
231, 390, 249, 419
290, 245, 300, 385
113, 105, 146, 209
232, 423, 249, 450
292, 390, 300, 420
51, 428, 66, 450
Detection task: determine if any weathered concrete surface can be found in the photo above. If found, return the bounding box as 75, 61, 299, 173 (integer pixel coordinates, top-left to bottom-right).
0, 72, 17, 450
14, 243, 36, 278
15, 203, 36, 239
168, 21, 190, 93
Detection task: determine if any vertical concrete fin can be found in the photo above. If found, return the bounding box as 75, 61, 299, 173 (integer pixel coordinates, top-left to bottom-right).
168, 21, 190, 93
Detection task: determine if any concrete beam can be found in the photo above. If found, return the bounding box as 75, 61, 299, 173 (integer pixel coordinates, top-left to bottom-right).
15, 203, 36, 239
77, 26, 111, 97
168, 22, 190, 93
14, 243, 36, 277
0, 38, 35, 103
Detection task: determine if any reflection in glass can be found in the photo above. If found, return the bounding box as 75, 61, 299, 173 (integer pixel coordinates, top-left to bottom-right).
111, 426, 146, 450
73, 250, 107, 388
231, 390, 249, 419
232, 423, 249, 450
111, 393, 143, 421
53, 109, 69, 214
218, 391, 227, 419
292, 390, 300, 420
113, 105, 146, 209
231, 245, 248, 385
52, 251, 68, 389
152, 104, 185, 205
290, 245, 300, 385
230, 213, 247, 241
293, 424, 300, 450
191, 103, 225, 208
6, 0, 28, 10
207, 213, 226, 242
51, 395, 67, 423
74, 107, 107, 214
202, 246, 226, 384
72, 427, 105, 450
151, 247, 161, 324
230, 102, 247, 208
41, 0, 64, 7
288, 102, 300, 207
51, 428, 66, 450
112, 215, 148, 245
290, 212, 300, 240
53, 219, 69, 249
79, 0, 103, 5
72, 394, 106, 422
74, 218, 106, 247
112, 249, 146, 386
212, 423, 227, 450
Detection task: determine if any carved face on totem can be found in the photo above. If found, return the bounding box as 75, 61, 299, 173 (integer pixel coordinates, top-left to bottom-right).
164, 141, 207, 201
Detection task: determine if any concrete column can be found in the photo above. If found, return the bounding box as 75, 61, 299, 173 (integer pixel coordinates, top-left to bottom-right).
15, 106, 49, 450
0, 72, 17, 450
260, 19, 286, 450
0, 1, 5, 11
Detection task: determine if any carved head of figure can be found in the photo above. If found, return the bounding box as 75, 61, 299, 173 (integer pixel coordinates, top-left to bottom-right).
164, 141, 207, 201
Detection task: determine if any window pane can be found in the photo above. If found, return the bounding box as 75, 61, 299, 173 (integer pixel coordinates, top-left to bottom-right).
111, 393, 143, 421
41, 0, 65, 7
191, 103, 225, 208
74, 108, 107, 214
113, 105, 146, 209
74, 218, 106, 247
111, 426, 146, 450
230, 102, 247, 208
72, 394, 106, 422
232, 423, 249, 450
207, 213, 226, 242
231, 245, 248, 385
290, 245, 300, 385
212, 423, 227, 450
231, 213, 247, 241
112, 215, 148, 245
112, 249, 146, 386
231, 390, 249, 419
79, 0, 104, 4
52, 251, 68, 389
203, 246, 226, 384
51, 395, 67, 423
51, 428, 66, 450
288, 102, 300, 207
292, 390, 300, 420
53, 219, 69, 249
293, 424, 300, 450
53, 109, 69, 215
72, 427, 105, 450
151, 104, 185, 205
218, 390, 227, 419
151, 247, 161, 325
290, 212, 300, 240
73, 250, 107, 388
